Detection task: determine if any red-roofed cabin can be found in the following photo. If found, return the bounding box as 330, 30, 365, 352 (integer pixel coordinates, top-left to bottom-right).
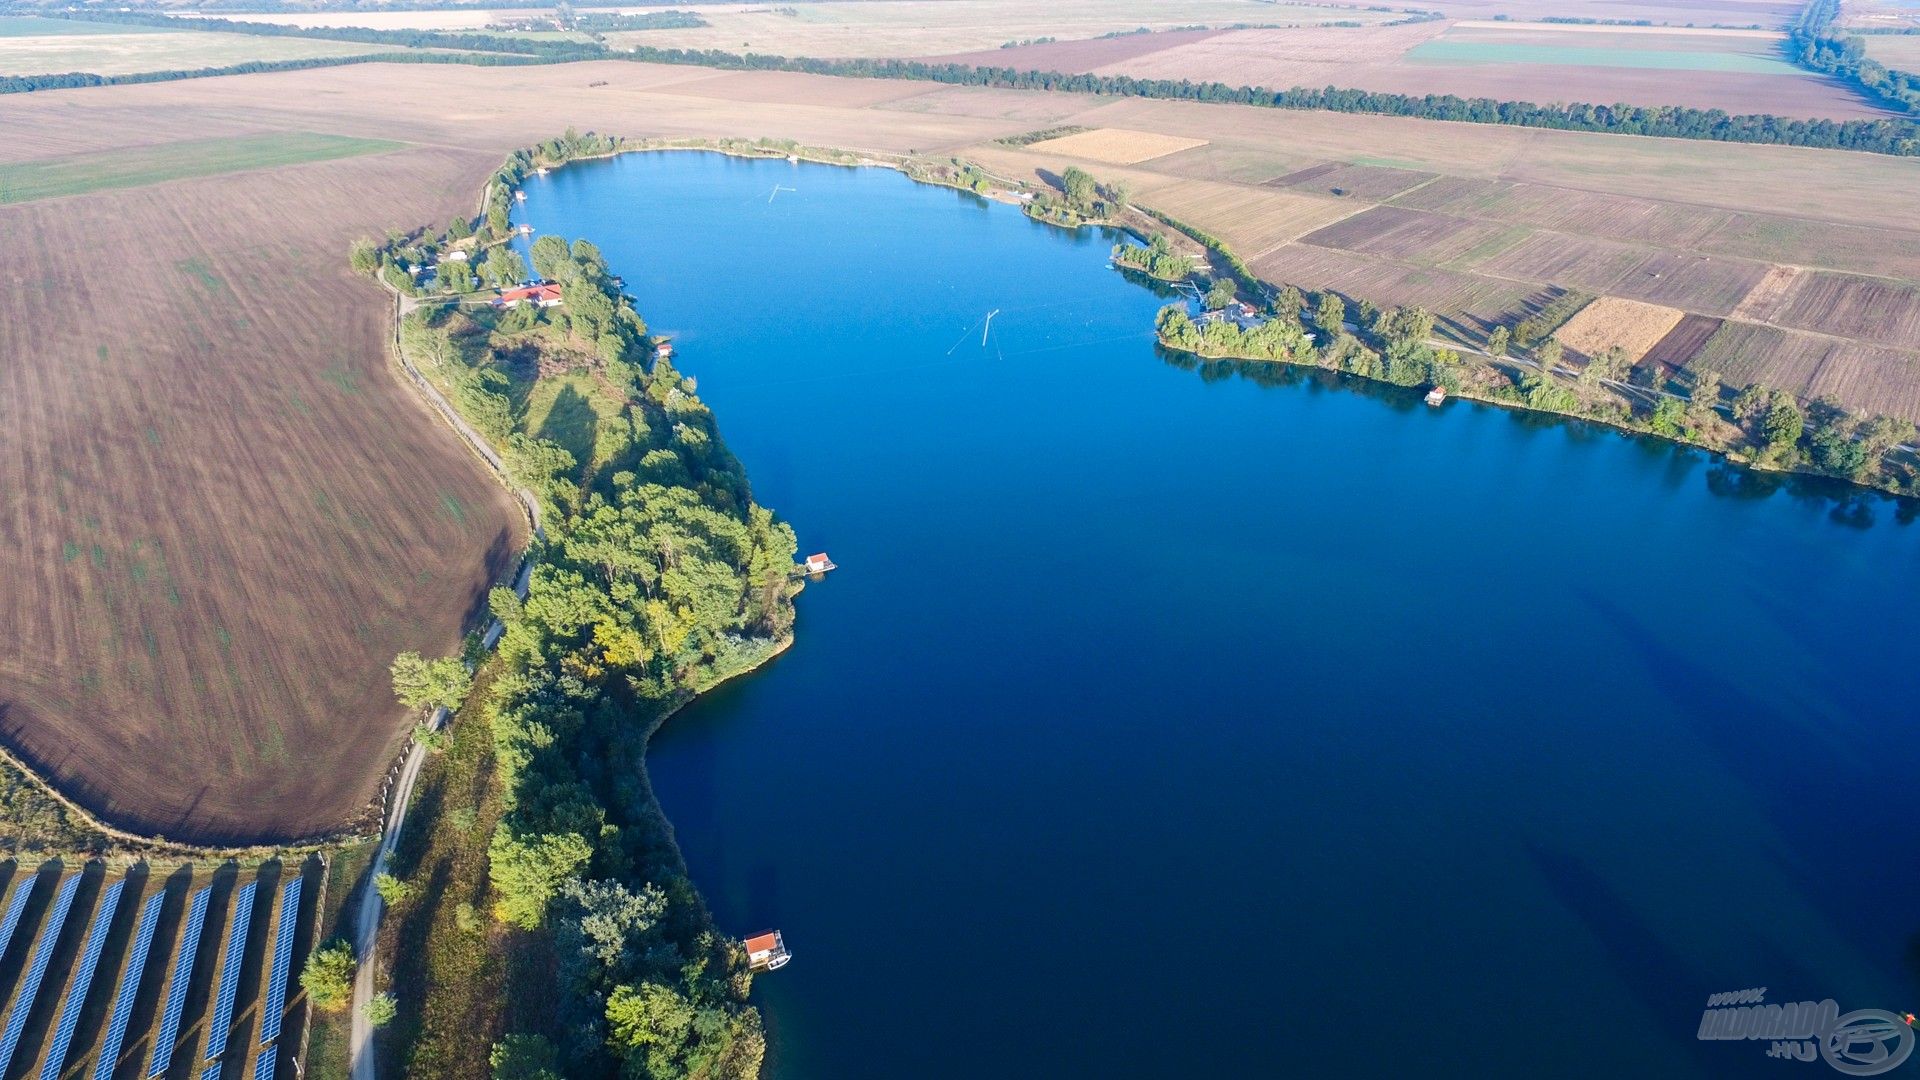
804, 552, 835, 574
744, 930, 790, 971
493, 282, 563, 309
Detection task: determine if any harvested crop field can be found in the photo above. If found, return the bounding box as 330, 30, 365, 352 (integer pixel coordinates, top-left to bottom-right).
1642, 314, 1726, 368
1252, 243, 1557, 337
1553, 296, 1687, 362
1766, 271, 1920, 348
1061, 20, 1886, 119
1268, 162, 1436, 202
1297, 206, 1517, 267
601, 0, 1359, 60
0, 136, 525, 842
1692, 321, 1920, 418
1024, 127, 1208, 165
0, 132, 401, 204
0, 27, 396, 77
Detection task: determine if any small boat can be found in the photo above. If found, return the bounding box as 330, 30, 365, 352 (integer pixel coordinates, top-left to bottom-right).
514, 190, 527, 203
744, 930, 791, 971
536, 166, 550, 176
1425, 386, 1447, 407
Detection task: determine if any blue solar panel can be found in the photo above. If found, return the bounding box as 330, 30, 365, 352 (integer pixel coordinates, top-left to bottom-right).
94, 891, 163, 1080
41, 879, 124, 1080
0, 875, 81, 1075
257, 879, 301, 1046
253, 1047, 276, 1080
204, 881, 256, 1061
149, 887, 212, 1078
0, 878, 39, 967
201, 1064, 223, 1080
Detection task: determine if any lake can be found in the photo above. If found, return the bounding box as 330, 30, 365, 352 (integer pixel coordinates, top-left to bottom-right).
515, 151, 1920, 1079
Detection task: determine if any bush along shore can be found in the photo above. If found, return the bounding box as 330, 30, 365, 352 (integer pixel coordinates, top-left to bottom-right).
357, 130, 797, 1079
1127, 212, 1920, 499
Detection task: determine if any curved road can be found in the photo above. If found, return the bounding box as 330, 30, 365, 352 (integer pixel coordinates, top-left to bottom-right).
349, 281, 541, 1080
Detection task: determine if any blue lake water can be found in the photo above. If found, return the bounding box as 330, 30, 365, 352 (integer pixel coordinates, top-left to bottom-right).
515, 151, 1920, 1079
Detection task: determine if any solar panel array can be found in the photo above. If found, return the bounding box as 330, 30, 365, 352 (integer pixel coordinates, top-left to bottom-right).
0, 878, 39, 966
253, 1046, 277, 1080
201, 1064, 223, 1080
258, 878, 302, 1046
0, 875, 81, 1075
204, 881, 257, 1061
150, 887, 212, 1078
40, 878, 124, 1080
95, 891, 164, 1080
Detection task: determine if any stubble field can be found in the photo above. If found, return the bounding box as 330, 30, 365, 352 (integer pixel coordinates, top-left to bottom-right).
3, 55, 1920, 841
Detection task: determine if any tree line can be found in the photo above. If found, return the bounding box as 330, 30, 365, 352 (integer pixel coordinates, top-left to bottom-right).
1789, 0, 1920, 115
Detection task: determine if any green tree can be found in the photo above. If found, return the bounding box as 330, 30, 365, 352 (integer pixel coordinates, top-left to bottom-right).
448, 215, 473, 241
1689, 369, 1723, 424
1315, 292, 1345, 334
375, 872, 411, 906
363, 992, 397, 1027
488, 828, 593, 929
1762, 391, 1804, 455
1275, 285, 1305, 322
491, 1034, 562, 1080
438, 259, 477, 294
1733, 383, 1772, 426
1648, 396, 1689, 436
300, 939, 355, 1011
1536, 338, 1563, 373
1204, 278, 1237, 310
349, 238, 380, 275
1486, 325, 1510, 357
390, 651, 471, 713
530, 234, 572, 282
1062, 166, 1097, 214
483, 246, 528, 288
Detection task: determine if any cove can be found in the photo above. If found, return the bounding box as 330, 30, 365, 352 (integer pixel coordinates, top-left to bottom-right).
513, 151, 1920, 1079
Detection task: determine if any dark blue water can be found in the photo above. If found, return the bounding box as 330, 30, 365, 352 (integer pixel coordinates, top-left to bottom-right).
516, 152, 1920, 1079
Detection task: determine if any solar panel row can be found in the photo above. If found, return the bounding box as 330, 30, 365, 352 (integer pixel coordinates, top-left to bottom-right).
0, 876, 81, 1075
204, 881, 257, 1061
150, 887, 212, 1078
40, 878, 124, 1080
201, 1063, 223, 1080
254, 1046, 277, 1080
95, 891, 164, 1080
0, 878, 38, 967
258, 878, 302, 1047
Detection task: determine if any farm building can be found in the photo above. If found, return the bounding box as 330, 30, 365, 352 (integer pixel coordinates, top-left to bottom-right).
493, 283, 563, 309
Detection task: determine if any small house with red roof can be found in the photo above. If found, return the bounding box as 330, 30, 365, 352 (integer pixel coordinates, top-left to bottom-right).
493, 282, 563, 309
744, 930, 790, 971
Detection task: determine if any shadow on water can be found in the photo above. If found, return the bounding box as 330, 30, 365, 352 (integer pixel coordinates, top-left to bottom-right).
1150, 344, 1919, 528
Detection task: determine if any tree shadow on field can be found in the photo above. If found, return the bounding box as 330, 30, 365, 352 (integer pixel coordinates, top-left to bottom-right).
460, 526, 516, 633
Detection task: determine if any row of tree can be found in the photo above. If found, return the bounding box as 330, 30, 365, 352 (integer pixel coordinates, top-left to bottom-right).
1789, 0, 1920, 115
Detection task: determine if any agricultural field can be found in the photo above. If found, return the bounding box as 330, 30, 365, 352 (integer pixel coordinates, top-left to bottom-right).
1552, 296, 1686, 362
1036, 19, 1887, 119
3, 54, 1920, 843
0, 17, 400, 77
0, 132, 400, 204
597, 0, 1396, 59
1022, 127, 1207, 165
1863, 33, 1920, 70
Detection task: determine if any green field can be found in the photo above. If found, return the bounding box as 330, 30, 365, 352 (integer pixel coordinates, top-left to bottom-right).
0, 15, 168, 37
0, 133, 404, 205
1407, 40, 1802, 74
0, 28, 392, 77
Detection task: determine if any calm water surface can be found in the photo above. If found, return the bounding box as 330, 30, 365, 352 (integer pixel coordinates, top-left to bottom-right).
517, 152, 1920, 1079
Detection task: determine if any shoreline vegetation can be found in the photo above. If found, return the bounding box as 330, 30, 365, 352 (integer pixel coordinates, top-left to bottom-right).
355, 131, 796, 1080
6, 11, 1918, 155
